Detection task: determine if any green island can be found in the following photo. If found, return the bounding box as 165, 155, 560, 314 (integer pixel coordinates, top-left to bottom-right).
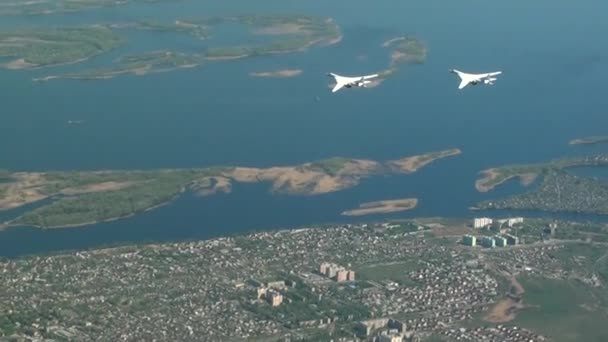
473, 154, 608, 214
569, 135, 608, 146
28, 15, 347, 81
2, 216, 608, 341
0, 26, 122, 69
10, 14, 429, 82
0, 148, 460, 229
341, 198, 418, 217
0, 0, 173, 16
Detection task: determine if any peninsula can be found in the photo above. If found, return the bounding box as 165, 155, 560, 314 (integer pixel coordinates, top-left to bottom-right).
474, 154, 608, 192
474, 154, 608, 215
341, 198, 418, 216
0, 149, 460, 229
476, 170, 608, 215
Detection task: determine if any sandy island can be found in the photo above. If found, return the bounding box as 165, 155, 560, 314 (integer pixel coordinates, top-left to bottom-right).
249, 69, 302, 78
1, 148, 462, 229
387, 148, 462, 173
342, 198, 418, 217
223, 159, 381, 195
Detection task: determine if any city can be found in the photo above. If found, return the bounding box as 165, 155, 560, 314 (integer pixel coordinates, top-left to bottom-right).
2, 217, 607, 341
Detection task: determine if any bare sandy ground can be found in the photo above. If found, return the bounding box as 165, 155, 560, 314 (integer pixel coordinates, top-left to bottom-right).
342, 198, 418, 217
195, 177, 232, 196
60, 181, 134, 195
485, 277, 526, 323
253, 23, 307, 35
249, 69, 302, 78
224, 159, 380, 195
388, 148, 462, 174
475, 169, 539, 192
0, 172, 48, 210
0, 173, 136, 210
4, 58, 37, 70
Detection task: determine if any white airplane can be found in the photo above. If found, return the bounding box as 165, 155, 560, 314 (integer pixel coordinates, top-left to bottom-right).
327, 72, 379, 93
450, 69, 502, 89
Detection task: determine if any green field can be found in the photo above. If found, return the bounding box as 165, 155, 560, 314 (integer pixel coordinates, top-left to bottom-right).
355, 261, 422, 285
514, 276, 608, 342
307, 157, 355, 176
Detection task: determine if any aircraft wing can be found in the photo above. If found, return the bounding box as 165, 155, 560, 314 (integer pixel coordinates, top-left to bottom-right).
331, 82, 345, 93
458, 79, 470, 89
361, 74, 379, 80
479, 71, 502, 78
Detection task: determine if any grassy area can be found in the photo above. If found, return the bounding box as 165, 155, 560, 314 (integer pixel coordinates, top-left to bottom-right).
307, 157, 353, 176
0, 27, 122, 67
355, 261, 421, 285
135, 20, 208, 39
514, 276, 608, 342
8, 169, 213, 228
0, 0, 173, 16
33, 14, 345, 81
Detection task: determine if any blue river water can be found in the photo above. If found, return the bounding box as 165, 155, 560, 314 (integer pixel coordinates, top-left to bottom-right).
1, 0, 608, 257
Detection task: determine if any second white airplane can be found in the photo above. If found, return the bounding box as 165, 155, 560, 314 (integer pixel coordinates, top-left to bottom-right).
327, 72, 379, 93
450, 69, 502, 89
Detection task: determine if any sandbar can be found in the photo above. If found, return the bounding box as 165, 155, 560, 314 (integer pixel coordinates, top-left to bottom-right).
249, 69, 302, 78
341, 198, 418, 217
388, 148, 462, 173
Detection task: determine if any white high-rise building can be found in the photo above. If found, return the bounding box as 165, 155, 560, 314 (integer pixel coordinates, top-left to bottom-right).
474, 217, 493, 228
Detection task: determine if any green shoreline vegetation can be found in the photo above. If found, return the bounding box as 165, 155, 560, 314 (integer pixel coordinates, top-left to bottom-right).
0, 149, 459, 229
477, 171, 608, 215
0, 0, 175, 16
569, 135, 608, 146
475, 154, 608, 192
9, 14, 429, 82
474, 154, 608, 215
0, 26, 122, 69
27, 15, 350, 81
